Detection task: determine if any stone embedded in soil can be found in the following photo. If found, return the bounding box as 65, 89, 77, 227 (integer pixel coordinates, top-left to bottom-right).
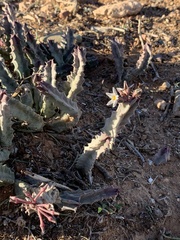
153, 208, 164, 218
154, 98, 167, 110
93, 0, 142, 18
158, 81, 171, 91
152, 146, 170, 166
173, 90, 180, 117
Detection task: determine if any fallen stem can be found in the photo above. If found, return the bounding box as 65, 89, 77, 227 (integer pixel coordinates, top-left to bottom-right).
91, 26, 126, 33
124, 139, 145, 164
23, 170, 72, 191
95, 162, 113, 181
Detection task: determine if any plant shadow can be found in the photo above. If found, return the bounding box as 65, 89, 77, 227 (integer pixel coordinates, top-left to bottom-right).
140, 6, 171, 18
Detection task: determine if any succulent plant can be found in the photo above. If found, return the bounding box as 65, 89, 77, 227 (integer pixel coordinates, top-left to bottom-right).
74, 39, 151, 183
0, 4, 144, 235
0, 163, 14, 187
76, 81, 142, 183
0, 3, 86, 164
110, 38, 152, 86
10, 183, 118, 234
0, 3, 118, 213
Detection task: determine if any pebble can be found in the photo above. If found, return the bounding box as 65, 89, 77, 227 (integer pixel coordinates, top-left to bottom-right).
31, 225, 36, 230
150, 198, 156, 204
154, 99, 167, 110
148, 177, 154, 184
93, 0, 142, 18
3, 219, 8, 226
154, 208, 164, 218
158, 81, 171, 91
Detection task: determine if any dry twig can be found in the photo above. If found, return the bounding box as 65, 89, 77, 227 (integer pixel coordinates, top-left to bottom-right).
95, 162, 113, 181
123, 139, 145, 165
23, 170, 72, 191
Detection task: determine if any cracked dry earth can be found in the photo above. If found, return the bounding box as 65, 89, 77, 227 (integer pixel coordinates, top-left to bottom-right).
0, 0, 180, 239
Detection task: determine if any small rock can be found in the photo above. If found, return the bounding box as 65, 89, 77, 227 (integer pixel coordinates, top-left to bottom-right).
158, 81, 171, 91
152, 146, 170, 166
154, 99, 167, 110
148, 177, 154, 184
165, 18, 170, 24
59, 10, 70, 19
173, 90, 180, 117
148, 159, 153, 165
154, 208, 164, 218
93, 0, 142, 18
3, 219, 8, 226
150, 198, 156, 204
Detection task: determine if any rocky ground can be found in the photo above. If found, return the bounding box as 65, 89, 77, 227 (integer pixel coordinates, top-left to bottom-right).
0, 0, 180, 239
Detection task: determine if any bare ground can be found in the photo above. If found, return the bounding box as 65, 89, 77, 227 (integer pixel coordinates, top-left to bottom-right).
0, 0, 180, 239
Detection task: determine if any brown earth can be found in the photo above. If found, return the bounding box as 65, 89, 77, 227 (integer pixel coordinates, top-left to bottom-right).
0, 0, 180, 239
